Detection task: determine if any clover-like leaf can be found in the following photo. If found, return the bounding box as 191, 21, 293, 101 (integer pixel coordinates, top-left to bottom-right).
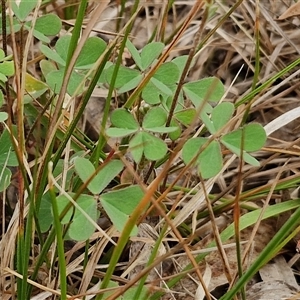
141, 107, 177, 134
0, 167, 12, 192
174, 108, 197, 127
142, 107, 167, 128
25, 73, 48, 99
129, 132, 144, 164
220, 140, 260, 166
154, 62, 180, 83
150, 77, 173, 96
126, 39, 142, 69
110, 108, 139, 130
129, 132, 168, 163
169, 119, 181, 141
0, 90, 3, 107
142, 80, 165, 105
11, 0, 38, 21
172, 55, 195, 75
0, 60, 15, 77
76, 37, 107, 68
211, 102, 234, 132
56, 194, 99, 241
46, 69, 84, 95
74, 158, 124, 194
40, 59, 57, 78
0, 112, 7, 122
140, 42, 164, 71
40, 45, 66, 66
100, 185, 145, 236
0, 127, 18, 167
34, 14, 62, 36
106, 128, 138, 138
105, 65, 142, 91
221, 123, 266, 152
183, 77, 224, 107
38, 192, 52, 233
182, 138, 223, 179
55, 35, 71, 63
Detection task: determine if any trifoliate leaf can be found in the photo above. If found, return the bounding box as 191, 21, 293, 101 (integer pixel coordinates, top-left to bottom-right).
110, 108, 139, 130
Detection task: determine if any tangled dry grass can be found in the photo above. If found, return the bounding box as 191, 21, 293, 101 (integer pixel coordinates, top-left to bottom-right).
2, 0, 300, 299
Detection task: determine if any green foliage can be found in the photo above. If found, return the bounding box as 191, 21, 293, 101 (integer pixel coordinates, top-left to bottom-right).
40, 35, 106, 95
105, 52, 266, 177
1, 6, 61, 43
0, 126, 18, 192
74, 158, 124, 194
39, 192, 99, 241
182, 138, 223, 179
0, 50, 15, 83
56, 194, 98, 241
100, 185, 145, 236
106, 107, 177, 163
0, 90, 8, 122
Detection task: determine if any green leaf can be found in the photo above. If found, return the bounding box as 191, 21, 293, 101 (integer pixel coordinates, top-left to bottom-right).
169, 119, 181, 141
126, 39, 142, 69
123, 286, 149, 299
25, 73, 48, 98
220, 140, 260, 166
106, 128, 137, 138
172, 55, 194, 74
183, 77, 224, 107
0, 127, 18, 166
100, 186, 145, 236
0, 168, 12, 192
140, 42, 164, 71
221, 123, 266, 152
38, 192, 52, 232
142, 80, 164, 105
118, 74, 143, 94
105, 65, 141, 90
145, 126, 178, 133
143, 133, 168, 161
110, 108, 139, 130
154, 62, 180, 83
11, 0, 38, 21
211, 102, 234, 132
0, 90, 3, 107
55, 35, 71, 63
130, 132, 168, 163
0, 61, 15, 77
0, 112, 7, 121
0, 73, 7, 83
76, 37, 107, 68
46, 69, 84, 95
30, 28, 50, 43
129, 133, 144, 164
182, 138, 223, 179
52, 159, 76, 192
142, 107, 167, 128
0, 50, 4, 61
40, 45, 66, 66
75, 158, 124, 194
40, 59, 57, 78
174, 108, 197, 126
150, 77, 173, 96
34, 14, 62, 36
0, 112, 7, 122
56, 194, 99, 241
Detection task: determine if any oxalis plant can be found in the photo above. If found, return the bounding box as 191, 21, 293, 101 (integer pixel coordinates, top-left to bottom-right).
37, 38, 267, 241
1, 1, 278, 299
105, 40, 267, 179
